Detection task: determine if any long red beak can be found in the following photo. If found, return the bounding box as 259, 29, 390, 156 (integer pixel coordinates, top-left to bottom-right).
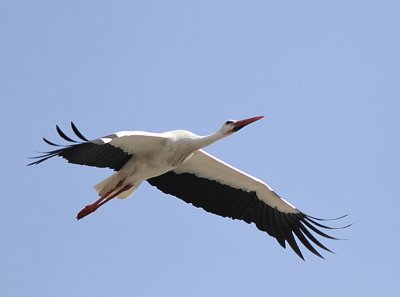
232, 115, 264, 132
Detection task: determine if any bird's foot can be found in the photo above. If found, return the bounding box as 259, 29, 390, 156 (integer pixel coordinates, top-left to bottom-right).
76, 204, 98, 220
76, 183, 133, 220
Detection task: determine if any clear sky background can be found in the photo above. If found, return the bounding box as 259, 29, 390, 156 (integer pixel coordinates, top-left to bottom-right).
1, 1, 399, 296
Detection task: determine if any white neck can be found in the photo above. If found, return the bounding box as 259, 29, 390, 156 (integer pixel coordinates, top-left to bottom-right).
192, 130, 228, 150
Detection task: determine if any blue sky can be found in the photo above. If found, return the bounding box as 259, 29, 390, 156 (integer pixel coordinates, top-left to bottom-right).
1, 1, 399, 296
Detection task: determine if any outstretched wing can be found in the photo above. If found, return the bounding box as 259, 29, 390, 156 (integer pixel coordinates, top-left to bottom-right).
147, 149, 348, 260
28, 122, 132, 170
28, 122, 165, 171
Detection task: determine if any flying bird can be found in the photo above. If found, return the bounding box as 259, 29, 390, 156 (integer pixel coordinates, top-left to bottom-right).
28, 116, 348, 259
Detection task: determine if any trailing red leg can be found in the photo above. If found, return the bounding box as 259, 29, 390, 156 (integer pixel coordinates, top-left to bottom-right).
76, 182, 133, 220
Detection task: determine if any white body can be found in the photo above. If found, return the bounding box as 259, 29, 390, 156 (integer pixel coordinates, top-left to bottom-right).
95, 130, 198, 198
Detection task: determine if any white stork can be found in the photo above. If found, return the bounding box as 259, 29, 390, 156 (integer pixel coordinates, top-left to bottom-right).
28, 116, 348, 260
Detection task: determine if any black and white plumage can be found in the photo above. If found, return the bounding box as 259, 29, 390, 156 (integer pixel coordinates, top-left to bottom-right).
28, 117, 348, 260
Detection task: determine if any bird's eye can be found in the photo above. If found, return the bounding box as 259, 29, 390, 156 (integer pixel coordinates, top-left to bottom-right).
225, 120, 234, 125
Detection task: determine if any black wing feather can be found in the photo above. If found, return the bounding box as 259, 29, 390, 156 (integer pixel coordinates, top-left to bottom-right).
147, 171, 348, 260
71, 121, 89, 141
269, 207, 285, 248
56, 125, 79, 143
292, 228, 323, 258
42, 137, 63, 147
28, 124, 132, 171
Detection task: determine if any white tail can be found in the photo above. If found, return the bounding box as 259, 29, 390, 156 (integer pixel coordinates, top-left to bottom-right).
95, 173, 140, 199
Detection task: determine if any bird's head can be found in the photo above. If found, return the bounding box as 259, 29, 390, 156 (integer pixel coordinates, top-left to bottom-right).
220, 116, 264, 135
